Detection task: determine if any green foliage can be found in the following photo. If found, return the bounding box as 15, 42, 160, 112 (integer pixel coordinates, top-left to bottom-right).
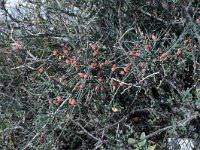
128, 132, 156, 150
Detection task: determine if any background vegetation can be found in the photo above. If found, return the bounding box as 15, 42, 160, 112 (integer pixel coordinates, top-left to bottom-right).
0, 0, 200, 149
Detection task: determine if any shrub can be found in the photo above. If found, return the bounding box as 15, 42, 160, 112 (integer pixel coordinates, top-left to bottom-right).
0, 0, 200, 149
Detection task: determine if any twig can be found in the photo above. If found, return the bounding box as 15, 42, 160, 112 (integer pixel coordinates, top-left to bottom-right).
22, 121, 49, 150
120, 71, 160, 94
138, 8, 168, 25
118, 28, 135, 43
53, 94, 72, 115
22, 89, 72, 150
139, 72, 160, 83
70, 119, 102, 142
165, 79, 182, 96
11, 59, 46, 70
27, 50, 37, 60
0, 92, 23, 107
0, 126, 24, 134
25, 30, 42, 36
118, 27, 135, 59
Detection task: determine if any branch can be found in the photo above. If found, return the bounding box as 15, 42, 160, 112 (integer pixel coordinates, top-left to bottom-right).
138, 7, 168, 25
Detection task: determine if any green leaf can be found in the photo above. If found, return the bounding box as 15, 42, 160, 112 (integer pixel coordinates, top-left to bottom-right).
147, 145, 156, 150
138, 132, 146, 148
128, 138, 136, 144
140, 132, 145, 139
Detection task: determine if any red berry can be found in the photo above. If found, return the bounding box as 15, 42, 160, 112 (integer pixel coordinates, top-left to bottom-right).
68, 98, 75, 105
53, 49, 58, 56
95, 86, 99, 91
139, 62, 145, 69
84, 74, 89, 79
77, 49, 82, 54
49, 100, 53, 104
152, 35, 156, 40
110, 78, 114, 84
160, 52, 169, 59
78, 73, 85, 78
92, 51, 98, 57
177, 48, 182, 55
52, 100, 57, 105
90, 44, 97, 50
65, 59, 71, 65
98, 77, 103, 82
119, 70, 125, 75
129, 50, 134, 56
56, 96, 62, 101
119, 82, 125, 87
63, 49, 69, 54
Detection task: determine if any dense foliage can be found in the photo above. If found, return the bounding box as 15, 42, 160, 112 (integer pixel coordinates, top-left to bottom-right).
0, 0, 200, 149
